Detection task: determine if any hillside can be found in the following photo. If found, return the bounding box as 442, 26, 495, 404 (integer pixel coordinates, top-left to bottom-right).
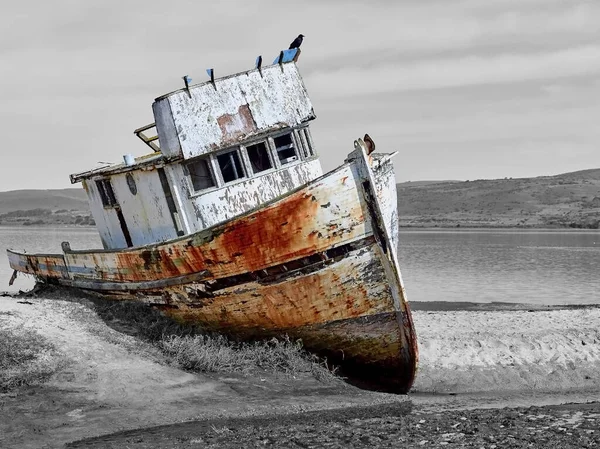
397, 168, 600, 228
0, 188, 93, 226
1, 169, 599, 228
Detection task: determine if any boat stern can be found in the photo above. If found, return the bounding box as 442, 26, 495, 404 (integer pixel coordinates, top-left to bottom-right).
6, 249, 69, 283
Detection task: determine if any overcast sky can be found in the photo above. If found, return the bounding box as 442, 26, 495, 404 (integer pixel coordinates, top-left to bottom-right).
1, 0, 598, 192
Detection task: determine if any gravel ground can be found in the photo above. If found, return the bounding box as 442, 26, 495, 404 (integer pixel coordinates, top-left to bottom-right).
69, 401, 600, 448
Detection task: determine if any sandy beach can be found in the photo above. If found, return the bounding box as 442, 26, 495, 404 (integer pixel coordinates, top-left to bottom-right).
1, 294, 599, 448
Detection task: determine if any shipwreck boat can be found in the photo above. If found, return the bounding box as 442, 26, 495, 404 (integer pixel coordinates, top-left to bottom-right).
6, 49, 418, 393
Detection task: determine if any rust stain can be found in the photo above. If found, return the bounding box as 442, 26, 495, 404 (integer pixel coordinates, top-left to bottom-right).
161, 243, 389, 330
216, 191, 322, 273
216, 104, 256, 143
104, 179, 364, 282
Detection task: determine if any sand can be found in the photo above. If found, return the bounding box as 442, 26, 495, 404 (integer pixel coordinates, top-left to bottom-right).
1, 295, 599, 448
413, 308, 600, 394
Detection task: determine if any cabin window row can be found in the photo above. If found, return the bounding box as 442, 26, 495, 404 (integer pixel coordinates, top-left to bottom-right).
186, 127, 315, 193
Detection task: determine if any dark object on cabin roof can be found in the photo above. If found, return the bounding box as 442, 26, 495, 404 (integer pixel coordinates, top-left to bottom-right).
364, 134, 376, 155
289, 34, 305, 49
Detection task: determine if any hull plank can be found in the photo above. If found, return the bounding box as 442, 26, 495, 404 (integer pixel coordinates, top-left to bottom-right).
155, 242, 394, 330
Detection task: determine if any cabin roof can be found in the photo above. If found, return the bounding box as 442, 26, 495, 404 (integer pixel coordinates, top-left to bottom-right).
70, 54, 309, 184
154, 56, 300, 102
69, 152, 165, 184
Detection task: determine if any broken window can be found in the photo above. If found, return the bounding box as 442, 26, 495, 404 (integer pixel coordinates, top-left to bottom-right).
298, 128, 315, 158
96, 179, 118, 207
274, 133, 297, 165
217, 148, 246, 183
246, 141, 272, 174
187, 158, 215, 191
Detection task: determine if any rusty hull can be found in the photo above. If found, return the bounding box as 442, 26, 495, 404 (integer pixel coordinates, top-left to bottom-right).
6, 144, 418, 393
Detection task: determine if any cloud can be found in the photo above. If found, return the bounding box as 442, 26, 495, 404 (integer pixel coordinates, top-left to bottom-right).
306, 45, 600, 98
0, 0, 599, 190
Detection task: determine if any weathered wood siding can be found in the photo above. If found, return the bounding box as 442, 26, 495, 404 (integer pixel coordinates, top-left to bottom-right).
153, 63, 315, 159
110, 169, 179, 246
373, 154, 400, 252
84, 179, 129, 249
166, 159, 322, 231
85, 170, 179, 249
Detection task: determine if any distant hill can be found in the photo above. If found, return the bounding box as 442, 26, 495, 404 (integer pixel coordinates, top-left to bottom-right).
396, 180, 461, 188
397, 168, 600, 228
0, 188, 92, 226
2, 170, 599, 229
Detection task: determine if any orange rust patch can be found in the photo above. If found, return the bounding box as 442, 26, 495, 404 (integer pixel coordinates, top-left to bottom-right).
216, 191, 322, 273
163, 243, 391, 330
217, 104, 256, 143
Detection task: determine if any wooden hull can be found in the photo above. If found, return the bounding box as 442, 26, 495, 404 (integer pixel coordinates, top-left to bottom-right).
6, 143, 418, 393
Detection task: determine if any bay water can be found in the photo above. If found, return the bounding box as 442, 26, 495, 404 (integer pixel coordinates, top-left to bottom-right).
398, 229, 600, 306
1, 226, 599, 306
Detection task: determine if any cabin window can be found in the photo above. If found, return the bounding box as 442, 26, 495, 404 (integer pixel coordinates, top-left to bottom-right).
96, 179, 118, 207
298, 128, 315, 157
187, 158, 215, 191
217, 148, 246, 183
246, 142, 272, 174
274, 133, 297, 165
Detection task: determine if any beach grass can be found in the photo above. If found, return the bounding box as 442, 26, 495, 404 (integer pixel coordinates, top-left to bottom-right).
88, 296, 338, 382
0, 323, 65, 392
159, 334, 337, 381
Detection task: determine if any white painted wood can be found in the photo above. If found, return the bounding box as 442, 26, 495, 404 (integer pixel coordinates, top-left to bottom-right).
153, 99, 181, 155
185, 159, 323, 231
154, 64, 314, 159
110, 170, 178, 246
84, 179, 128, 249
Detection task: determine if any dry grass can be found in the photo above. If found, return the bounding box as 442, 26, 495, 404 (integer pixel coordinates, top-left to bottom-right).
160, 334, 337, 382
0, 323, 65, 392
14, 287, 339, 385
88, 296, 338, 382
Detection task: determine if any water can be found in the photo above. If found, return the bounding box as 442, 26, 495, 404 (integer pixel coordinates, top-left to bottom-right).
1, 226, 599, 306
398, 229, 600, 305
1, 226, 102, 293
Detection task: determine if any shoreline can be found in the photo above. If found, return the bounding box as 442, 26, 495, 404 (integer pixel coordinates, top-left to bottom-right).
1, 293, 599, 447
66, 401, 600, 448
2, 222, 599, 231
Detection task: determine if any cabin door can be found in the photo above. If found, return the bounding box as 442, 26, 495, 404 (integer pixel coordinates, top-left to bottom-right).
96, 178, 133, 248
158, 168, 185, 236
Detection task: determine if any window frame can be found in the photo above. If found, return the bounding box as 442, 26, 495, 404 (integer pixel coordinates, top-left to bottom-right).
95, 178, 118, 208
272, 131, 299, 166
184, 126, 317, 198
185, 156, 217, 193
296, 126, 315, 158
215, 146, 247, 185
244, 140, 274, 175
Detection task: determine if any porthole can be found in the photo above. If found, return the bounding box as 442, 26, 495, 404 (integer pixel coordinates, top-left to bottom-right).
126, 173, 137, 195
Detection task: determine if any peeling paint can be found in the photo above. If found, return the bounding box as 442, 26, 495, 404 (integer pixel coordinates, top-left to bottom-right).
154, 64, 314, 159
